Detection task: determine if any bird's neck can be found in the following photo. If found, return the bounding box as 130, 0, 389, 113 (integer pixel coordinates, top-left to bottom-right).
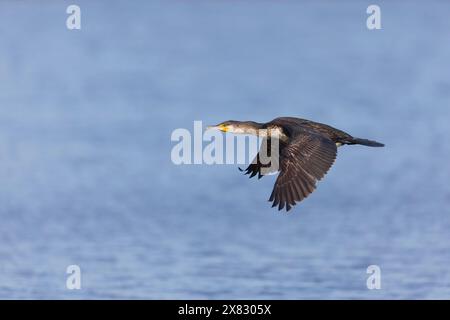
235, 122, 285, 139
233, 121, 264, 136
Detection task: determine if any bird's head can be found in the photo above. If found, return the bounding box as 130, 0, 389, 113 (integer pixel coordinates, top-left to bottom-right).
206, 120, 262, 134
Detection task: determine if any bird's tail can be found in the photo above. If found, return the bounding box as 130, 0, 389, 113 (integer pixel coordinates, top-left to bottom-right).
348, 137, 384, 147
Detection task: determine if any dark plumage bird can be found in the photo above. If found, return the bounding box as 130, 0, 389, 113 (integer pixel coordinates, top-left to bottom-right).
207, 117, 384, 212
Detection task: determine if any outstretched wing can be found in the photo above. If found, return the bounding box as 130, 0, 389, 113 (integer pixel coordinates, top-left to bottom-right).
269, 131, 337, 211
240, 138, 280, 179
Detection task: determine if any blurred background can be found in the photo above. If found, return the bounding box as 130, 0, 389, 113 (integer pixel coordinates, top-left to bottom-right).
0, 0, 449, 299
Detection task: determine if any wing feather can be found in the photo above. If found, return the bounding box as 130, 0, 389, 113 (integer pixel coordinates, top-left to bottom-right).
270, 131, 337, 211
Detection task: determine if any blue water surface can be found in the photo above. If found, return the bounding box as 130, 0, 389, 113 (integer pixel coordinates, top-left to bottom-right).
0, 1, 449, 299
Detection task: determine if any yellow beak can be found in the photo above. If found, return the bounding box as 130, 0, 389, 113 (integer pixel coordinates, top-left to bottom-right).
206, 124, 228, 132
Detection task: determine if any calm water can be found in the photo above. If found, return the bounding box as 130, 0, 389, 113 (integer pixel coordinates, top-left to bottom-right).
0, 1, 450, 299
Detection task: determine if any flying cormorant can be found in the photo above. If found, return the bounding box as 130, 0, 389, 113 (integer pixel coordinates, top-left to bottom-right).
207, 117, 384, 212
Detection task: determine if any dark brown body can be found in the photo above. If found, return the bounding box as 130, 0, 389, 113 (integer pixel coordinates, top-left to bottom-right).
265, 117, 381, 147
239, 117, 384, 211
